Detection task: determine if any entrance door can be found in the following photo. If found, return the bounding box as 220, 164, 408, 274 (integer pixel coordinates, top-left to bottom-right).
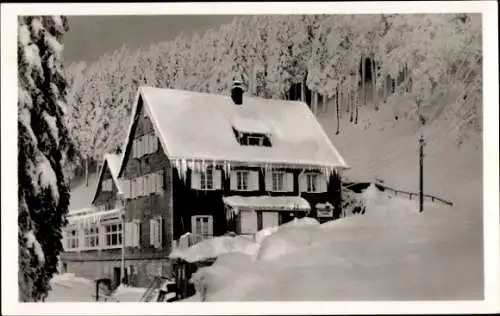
113, 267, 121, 289
262, 212, 279, 229
279, 212, 296, 225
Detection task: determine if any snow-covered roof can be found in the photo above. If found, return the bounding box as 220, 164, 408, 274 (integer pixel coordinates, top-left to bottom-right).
67, 207, 124, 227
169, 235, 259, 263
222, 195, 311, 211
118, 86, 348, 176
91, 153, 125, 204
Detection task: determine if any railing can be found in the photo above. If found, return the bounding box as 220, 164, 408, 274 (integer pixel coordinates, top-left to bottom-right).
343, 180, 453, 207
171, 232, 202, 252
377, 183, 453, 207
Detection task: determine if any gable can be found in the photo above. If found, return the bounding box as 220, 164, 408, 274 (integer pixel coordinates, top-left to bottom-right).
91, 154, 124, 204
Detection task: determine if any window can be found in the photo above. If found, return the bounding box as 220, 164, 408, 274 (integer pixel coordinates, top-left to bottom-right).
102, 179, 113, 192
150, 217, 163, 248
306, 173, 319, 193
200, 168, 214, 190
272, 171, 285, 192
104, 223, 122, 247
246, 136, 263, 146
236, 171, 249, 191
133, 134, 158, 159
66, 227, 79, 250
125, 220, 141, 248
232, 127, 272, 147
192, 215, 213, 242
84, 226, 99, 249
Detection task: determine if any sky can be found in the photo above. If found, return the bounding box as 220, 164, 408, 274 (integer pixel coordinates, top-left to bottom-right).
64, 15, 239, 66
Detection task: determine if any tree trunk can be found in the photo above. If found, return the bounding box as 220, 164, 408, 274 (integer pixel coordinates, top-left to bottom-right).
373, 58, 378, 111
336, 85, 340, 135
361, 55, 366, 108
85, 157, 89, 187
313, 90, 318, 115
301, 80, 306, 103
349, 90, 354, 122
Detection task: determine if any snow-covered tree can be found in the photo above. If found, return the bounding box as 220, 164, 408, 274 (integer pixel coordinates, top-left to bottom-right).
18, 15, 74, 302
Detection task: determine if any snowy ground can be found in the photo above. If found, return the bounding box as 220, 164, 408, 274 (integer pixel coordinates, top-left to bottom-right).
54, 105, 483, 302
47, 273, 149, 302
187, 185, 482, 301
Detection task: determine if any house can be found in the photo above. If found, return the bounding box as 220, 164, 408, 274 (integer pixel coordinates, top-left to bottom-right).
61, 79, 348, 289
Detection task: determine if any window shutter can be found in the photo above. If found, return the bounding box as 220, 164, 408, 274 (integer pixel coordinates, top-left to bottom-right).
299, 173, 307, 192
149, 218, 156, 246
285, 173, 294, 192
249, 171, 259, 191
124, 222, 132, 247
213, 169, 222, 190
207, 216, 214, 237
145, 174, 150, 195
230, 171, 238, 191
132, 221, 140, 247
318, 173, 328, 193
152, 136, 158, 153
146, 134, 151, 154
191, 216, 196, 235
156, 170, 164, 193
265, 170, 273, 191
149, 174, 155, 195
138, 137, 143, 157
156, 217, 162, 248
136, 138, 141, 158
140, 176, 145, 196
121, 179, 129, 198
191, 170, 201, 190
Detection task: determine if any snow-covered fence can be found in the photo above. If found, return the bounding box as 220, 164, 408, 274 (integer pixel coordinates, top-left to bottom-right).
343, 180, 453, 207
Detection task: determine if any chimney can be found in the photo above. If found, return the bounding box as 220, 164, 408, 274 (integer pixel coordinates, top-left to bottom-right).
231, 78, 244, 105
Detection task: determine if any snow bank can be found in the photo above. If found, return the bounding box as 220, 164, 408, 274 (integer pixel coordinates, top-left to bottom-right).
110, 284, 149, 302
170, 235, 259, 263
191, 193, 481, 301
47, 273, 96, 302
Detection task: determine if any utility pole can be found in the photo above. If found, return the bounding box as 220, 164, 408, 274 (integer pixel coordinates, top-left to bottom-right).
419, 133, 425, 213
418, 96, 425, 213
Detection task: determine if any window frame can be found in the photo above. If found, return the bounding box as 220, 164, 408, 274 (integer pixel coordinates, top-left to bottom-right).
246, 135, 263, 146
271, 171, 286, 192
306, 173, 319, 193
103, 222, 123, 249
102, 178, 113, 192
83, 225, 100, 249
236, 170, 250, 191
200, 168, 214, 190
66, 227, 80, 251
192, 215, 213, 242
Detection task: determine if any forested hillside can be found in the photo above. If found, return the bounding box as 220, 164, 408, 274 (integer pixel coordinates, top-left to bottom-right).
64, 14, 482, 174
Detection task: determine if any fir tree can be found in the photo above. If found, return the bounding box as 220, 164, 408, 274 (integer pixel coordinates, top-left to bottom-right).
18, 15, 74, 302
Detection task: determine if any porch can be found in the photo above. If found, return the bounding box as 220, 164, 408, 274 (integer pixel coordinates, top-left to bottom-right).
223, 195, 311, 235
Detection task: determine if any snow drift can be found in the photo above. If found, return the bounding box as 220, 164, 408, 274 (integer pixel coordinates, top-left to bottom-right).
189, 188, 481, 301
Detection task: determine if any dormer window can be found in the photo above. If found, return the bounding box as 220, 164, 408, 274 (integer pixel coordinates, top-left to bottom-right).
233, 128, 271, 147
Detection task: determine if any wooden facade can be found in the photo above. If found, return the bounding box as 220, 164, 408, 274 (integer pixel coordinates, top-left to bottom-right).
63, 85, 347, 291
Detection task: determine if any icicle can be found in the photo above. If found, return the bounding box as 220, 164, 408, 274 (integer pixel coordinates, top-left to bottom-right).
187, 160, 194, 172
180, 159, 187, 182
175, 159, 180, 178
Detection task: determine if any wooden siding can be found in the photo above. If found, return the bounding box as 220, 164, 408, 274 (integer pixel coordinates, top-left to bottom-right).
121, 100, 174, 257
172, 166, 342, 239
93, 164, 118, 210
